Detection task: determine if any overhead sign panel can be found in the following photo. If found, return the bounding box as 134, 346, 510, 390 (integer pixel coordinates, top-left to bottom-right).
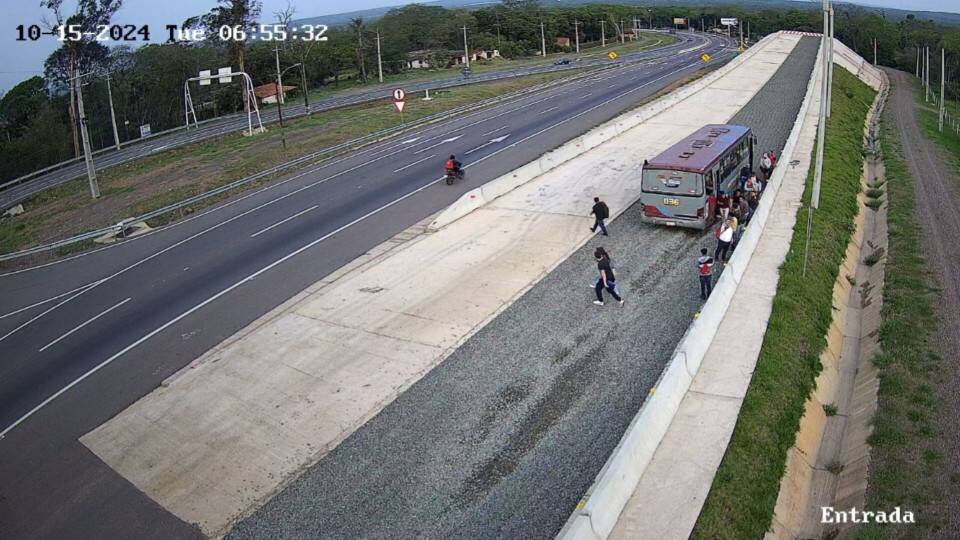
199, 69, 211, 86
218, 67, 232, 83
721, 18, 738, 26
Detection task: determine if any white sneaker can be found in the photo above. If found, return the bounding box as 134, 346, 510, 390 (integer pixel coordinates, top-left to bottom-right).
619, 299, 625, 306
593, 300, 604, 306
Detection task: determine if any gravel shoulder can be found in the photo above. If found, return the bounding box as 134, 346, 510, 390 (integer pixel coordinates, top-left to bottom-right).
227, 37, 819, 540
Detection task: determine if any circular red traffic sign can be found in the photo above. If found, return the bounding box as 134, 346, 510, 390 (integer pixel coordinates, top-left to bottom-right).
392, 88, 405, 101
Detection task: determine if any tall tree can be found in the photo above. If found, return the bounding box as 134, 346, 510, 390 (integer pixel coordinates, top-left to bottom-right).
351, 17, 368, 83
41, 0, 122, 158
190, 0, 262, 110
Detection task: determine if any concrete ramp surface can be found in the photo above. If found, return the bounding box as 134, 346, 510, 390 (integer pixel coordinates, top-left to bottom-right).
81, 32, 811, 537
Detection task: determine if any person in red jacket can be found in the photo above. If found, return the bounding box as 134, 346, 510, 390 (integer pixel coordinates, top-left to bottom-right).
697, 248, 714, 299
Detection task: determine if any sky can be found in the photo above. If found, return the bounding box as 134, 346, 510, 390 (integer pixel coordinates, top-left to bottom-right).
2, 0, 959, 94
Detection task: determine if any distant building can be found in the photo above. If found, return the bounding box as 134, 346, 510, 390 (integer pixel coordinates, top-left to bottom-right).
254, 83, 297, 104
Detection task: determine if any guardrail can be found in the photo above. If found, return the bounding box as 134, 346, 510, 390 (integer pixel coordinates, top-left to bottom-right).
0, 62, 632, 264
0, 31, 686, 200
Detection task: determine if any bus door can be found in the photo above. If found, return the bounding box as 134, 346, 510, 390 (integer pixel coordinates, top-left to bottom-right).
705, 170, 717, 224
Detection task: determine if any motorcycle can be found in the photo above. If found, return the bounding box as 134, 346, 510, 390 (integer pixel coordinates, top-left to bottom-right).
445, 168, 464, 185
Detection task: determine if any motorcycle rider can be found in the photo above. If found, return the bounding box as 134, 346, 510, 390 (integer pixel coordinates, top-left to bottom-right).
445, 154, 463, 178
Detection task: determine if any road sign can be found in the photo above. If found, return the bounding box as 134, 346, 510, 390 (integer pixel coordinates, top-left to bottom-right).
720, 17, 738, 26
608, 51, 618, 60
217, 67, 232, 83
199, 69, 211, 86
392, 88, 406, 113
701, 53, 711, 62
139, 124, 151, 137
673, 18, 686, 25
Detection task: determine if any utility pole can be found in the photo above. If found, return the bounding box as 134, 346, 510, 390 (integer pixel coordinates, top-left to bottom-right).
300, 62, 309, 114
747, 21, 750, 42
462, 25, 470, 69
105, 74, 121, 151
73, 70, 99, 199
274, 45, 287, 151
916, 46, 920, 78
926, 46, 930, 102
739, 21, 743, 48
600, 19, 606, 47
494, 14, 502, 51
540, 20, 546, 57
873, 37, 877, 65
376, 29, 384, 83
574, 19, 581, 53
620, 18, 626, 44
826, 7, 834, 117
940, 48, 946, 133
804, 0, 831, 276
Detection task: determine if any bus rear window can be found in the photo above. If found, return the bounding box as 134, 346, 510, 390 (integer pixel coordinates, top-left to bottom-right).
641, 169, 703, 196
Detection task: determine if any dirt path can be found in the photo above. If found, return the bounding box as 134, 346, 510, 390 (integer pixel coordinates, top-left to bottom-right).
887, 68, 960, 535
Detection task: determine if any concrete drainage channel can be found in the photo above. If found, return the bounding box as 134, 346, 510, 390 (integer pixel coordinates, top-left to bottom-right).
767, 71, 889, 539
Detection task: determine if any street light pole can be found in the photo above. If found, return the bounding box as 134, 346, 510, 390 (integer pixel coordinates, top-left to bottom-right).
462, 25, 470, 69
376, 29, 384, 83
574, 19, 581, 53
274, 45, 287, 151
600, 19, 606, 47
540, 20, 546, 57
940, 48, 946, 133
804, 0, 831, 276
826, 7, 834, 118
105, 74, 121, 151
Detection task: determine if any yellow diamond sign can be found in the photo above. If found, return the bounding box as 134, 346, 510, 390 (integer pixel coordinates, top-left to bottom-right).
701, 53, 711, 62
608, 51, 618, 60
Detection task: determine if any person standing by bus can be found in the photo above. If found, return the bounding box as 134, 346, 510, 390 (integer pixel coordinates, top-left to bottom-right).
593, 247, 624, 306
590, 197, 610, 236
697, 248, 714, 299
714, 218, 734, 263
717, 190, 730, 221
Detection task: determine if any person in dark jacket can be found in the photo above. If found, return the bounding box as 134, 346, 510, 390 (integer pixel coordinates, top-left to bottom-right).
696, 248, 714, 299
593, 247, 623, 306
590, 197, 610, 236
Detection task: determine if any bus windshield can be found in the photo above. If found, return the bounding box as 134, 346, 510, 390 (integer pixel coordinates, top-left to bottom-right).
641, 168, 703, 196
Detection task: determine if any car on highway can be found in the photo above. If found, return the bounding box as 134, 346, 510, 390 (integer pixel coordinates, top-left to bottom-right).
554, 58, 571, 65
640, 124, 756, 229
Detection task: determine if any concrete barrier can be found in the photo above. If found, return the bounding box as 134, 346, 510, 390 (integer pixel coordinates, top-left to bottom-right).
833, 39, 883, 91
556, 32, 824, 540
430, 33, 782, 231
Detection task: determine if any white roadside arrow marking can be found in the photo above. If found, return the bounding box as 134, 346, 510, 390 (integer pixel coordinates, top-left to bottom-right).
399, 137, 421, 145
414, 135, 462, 154
465, 134, 511, 155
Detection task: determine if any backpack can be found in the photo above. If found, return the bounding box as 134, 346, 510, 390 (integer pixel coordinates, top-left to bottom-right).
445, 159, 455, 170
761, 155, 773, 169
698, 257, 713, 275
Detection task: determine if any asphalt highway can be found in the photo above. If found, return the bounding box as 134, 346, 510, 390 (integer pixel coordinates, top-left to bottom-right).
0, 31, 690, 210
0, 31, 730, 539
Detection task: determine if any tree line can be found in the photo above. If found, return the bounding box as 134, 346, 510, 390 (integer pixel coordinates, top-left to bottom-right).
2, 0, 959, 185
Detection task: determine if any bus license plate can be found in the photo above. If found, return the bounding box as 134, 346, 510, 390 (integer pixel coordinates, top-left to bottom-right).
663, 198, 680, 206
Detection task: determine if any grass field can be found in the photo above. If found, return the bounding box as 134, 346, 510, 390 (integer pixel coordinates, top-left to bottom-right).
691, 66, 876, 539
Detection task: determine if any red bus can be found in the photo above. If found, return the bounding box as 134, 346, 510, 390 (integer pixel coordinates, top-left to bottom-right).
640, 124, 755, 229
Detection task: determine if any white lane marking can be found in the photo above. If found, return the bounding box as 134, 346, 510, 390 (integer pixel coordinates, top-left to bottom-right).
0, 280, 108, 344
0, 281, 99, 321
392, 154, 436, 173
581, 92, 594, 99
480, 125, 508, 137
0, 173, 447, 441
38, 298, 132, 353
414, 135, 462, 154
465, 134, 511, 155
541, 106, 559, 114
249, 205, 319, 238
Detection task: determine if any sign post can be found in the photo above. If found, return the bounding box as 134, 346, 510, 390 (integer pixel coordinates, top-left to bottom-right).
392, 88, 406, 124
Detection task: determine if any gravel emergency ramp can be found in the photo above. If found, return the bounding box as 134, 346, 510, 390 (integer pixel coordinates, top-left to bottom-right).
223, 38, 819, 539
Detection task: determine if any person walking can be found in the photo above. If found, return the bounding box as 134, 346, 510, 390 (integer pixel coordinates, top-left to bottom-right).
590, 197, 610, 236
697, 248, 714, 299
714, 218, 734, 263
593, 247, 623, 306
